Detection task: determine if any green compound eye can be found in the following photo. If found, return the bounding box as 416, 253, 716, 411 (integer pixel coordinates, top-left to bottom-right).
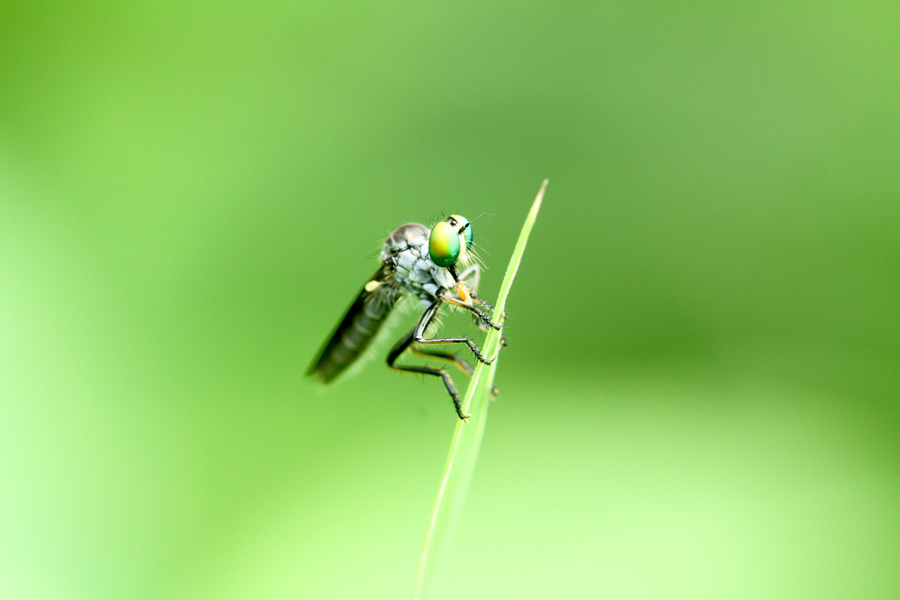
449, 214, 473, 249
429, 220, 461, 267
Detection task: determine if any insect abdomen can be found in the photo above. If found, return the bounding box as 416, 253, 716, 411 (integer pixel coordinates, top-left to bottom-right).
308, 273, 400, 383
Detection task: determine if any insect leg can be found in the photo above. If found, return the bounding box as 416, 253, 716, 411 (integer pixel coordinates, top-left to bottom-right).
441, 296, 502, 331
457, 263, 482, 295
411, 345, 474, 376
472, 319, 507, 350
416, 299, 493, 364
411, 344, 502, 398
457, 263, 498, 312
455, 264, 496, 310
387, 327, 469, 420
455, 263, 507, 336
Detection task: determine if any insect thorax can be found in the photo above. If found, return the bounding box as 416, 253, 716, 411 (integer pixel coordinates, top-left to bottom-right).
381, 222, 455, 303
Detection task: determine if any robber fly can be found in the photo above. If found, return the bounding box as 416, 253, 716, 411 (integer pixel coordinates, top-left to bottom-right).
307, 214, 502, 420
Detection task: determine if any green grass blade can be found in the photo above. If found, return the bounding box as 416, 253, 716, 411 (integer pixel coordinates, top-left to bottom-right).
412, 180, 548, 600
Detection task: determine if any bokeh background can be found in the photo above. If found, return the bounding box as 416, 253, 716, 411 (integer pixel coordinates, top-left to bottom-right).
2, 3, 898, 599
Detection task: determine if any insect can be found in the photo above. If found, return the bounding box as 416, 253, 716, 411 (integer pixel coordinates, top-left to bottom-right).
307, 214, 503, 420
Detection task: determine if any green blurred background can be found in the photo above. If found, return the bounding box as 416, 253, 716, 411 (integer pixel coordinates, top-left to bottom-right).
2, 3, 898, 599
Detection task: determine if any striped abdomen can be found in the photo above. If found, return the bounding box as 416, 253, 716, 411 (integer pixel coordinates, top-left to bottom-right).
308, 268, 401, 383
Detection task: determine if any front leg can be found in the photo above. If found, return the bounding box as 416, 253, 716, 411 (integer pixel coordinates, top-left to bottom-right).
455, 263, 505, 327
441, 296, 502, 331
457, 263, 482, 295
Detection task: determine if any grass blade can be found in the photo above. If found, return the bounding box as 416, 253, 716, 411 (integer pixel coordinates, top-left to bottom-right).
412, 180, 548, 600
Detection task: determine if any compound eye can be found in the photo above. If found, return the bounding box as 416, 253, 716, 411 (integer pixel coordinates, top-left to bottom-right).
428, 221, 461, 267
449, 214, 473, 249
